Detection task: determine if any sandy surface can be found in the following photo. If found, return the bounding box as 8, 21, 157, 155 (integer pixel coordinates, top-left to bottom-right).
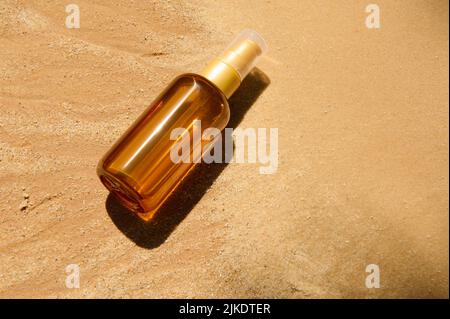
0, 0, 448, 298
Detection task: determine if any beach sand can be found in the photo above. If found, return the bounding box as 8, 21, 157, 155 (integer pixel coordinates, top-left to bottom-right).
0, 0, 448, 298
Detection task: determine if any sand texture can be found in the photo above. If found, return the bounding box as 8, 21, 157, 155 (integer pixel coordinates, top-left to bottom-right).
0, 0, 448, 298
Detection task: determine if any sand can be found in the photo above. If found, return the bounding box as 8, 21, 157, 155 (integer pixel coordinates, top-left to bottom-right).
0, 0, 448, 298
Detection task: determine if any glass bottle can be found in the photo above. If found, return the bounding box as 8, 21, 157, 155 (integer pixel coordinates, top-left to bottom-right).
97, 29, 267, 221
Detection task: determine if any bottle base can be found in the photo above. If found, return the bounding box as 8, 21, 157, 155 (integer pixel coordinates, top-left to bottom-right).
99, 173, 145, 215
98, 171, 161, 222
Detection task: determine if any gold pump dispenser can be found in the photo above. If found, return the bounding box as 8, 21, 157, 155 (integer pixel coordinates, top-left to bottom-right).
199, 29, 267, 98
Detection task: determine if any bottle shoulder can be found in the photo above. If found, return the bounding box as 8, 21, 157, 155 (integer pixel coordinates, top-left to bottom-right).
172, 73, 230, 109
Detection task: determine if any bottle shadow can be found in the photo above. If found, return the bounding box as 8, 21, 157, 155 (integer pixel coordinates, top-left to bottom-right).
105, 68, 270, 249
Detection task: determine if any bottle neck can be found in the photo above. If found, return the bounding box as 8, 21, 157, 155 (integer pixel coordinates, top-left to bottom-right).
198, 59, 241, 99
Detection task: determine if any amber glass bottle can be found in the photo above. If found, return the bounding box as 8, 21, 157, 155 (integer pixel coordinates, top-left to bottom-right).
97, 30, 267, 221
